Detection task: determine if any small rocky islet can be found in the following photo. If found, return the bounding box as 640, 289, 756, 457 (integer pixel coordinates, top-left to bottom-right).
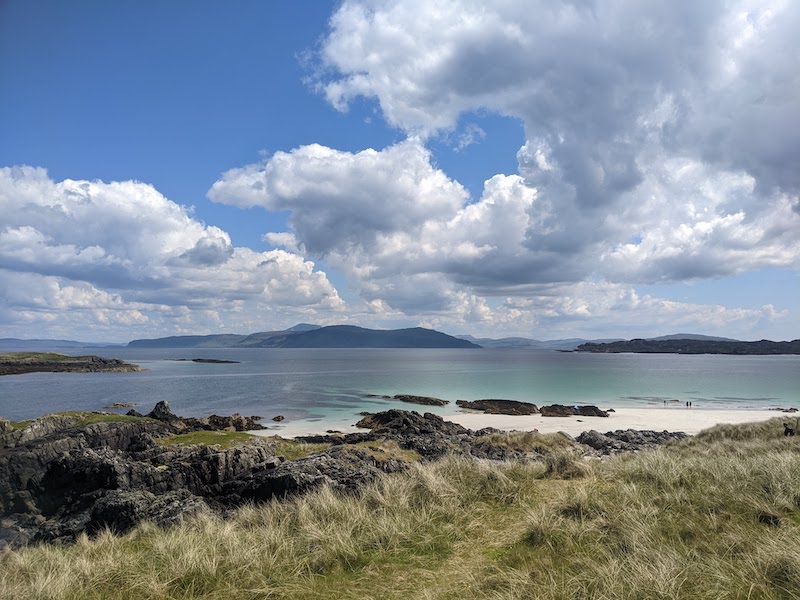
0, 400, 685, 549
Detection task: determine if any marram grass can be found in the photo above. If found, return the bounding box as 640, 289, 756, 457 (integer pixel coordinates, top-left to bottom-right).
3, 419, 800, 599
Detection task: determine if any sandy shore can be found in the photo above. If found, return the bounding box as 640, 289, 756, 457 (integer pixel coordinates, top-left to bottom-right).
445, 407, 788, 437
252, 407, 792, 439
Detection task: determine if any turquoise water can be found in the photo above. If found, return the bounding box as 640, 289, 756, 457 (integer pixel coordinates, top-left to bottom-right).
0, 349, 797, 429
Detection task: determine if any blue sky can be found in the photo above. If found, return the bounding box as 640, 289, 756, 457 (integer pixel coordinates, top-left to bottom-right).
1, 1, 798, 342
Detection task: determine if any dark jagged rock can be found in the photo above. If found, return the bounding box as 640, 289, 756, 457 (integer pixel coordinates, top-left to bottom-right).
540, 404, 609, 417
540, 404, 576, 417
456, 399, 538, 415
272, 415, 285, 422
0, 419, 170, 518
356, 409, 468, 436
233, 446, 402, 502
352, 409, 476, 459
576, 406, 609, 417
147, 400, 179, 422
204, 414, 264, 431
393, 394, 449, 406
89, 489, 209, 534
577, 429, 687, 454
0, 407, 281, 545
145, 401, 264, 431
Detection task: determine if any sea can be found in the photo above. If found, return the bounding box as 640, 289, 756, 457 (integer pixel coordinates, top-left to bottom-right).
0, 348, 798, 433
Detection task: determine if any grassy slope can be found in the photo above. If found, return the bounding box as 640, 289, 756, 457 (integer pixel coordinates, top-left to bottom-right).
3, 419, 800, 598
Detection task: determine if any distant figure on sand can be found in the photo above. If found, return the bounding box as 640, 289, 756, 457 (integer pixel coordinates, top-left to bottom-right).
784, 423, 795, 437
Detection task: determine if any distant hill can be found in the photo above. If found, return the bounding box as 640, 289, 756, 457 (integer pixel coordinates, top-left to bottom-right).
647, 333, 738, 342
456, 335, 623, 350
576, 338, 800, 355
127, 334, 250, 349
279, 326, 479, 348
0, 338, 125, 350
128, 325, 478, 349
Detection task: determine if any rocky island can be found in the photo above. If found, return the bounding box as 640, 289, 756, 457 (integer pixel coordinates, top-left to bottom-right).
174, 358, 241, 364
0, 352, 142, 376
576, 338, 800, 354
455, 398, 539, 415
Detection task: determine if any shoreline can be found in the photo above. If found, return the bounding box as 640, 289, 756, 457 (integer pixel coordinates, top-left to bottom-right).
251, 406, 793, 439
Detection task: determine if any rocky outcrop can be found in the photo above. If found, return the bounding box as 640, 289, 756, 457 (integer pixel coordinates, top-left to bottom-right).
233, 446, 406, 503
577, 429, 687, 454
0, 412, 281, 546
393, 394, 449, 406
0, 404, 687, 549
88, 489, 209, 534
455, 399, 538, 415
540, 404, 609, 417
144, 400, 265, 431
356, 409, 468, 436
147, 400, 180, 422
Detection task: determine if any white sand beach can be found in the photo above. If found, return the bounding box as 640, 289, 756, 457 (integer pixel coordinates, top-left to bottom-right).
253, 407, 792, 439
445, 407, 789, 437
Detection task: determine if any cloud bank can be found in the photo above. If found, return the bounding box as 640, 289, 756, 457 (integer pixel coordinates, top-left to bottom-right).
0, 166, 342, 340
208, 0, 798, 338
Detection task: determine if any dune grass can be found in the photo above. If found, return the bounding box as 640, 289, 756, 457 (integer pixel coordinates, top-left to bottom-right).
475, 430, 577, 454
2, 419, 800, 598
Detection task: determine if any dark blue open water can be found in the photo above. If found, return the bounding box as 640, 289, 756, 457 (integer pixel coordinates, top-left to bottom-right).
0, 348, 797, 431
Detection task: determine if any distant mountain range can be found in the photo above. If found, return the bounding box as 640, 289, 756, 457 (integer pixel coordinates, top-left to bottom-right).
1, 328, 789, 351
127, 325, 479, 349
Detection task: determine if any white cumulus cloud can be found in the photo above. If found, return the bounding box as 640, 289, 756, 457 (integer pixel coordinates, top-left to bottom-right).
0, 166, 343, 340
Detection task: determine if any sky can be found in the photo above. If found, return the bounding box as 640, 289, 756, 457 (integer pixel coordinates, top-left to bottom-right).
1, 0, 798, 343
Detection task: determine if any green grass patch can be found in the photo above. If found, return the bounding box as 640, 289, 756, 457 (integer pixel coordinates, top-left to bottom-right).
261, 436, 332, 460
1, 419, 32, 432
157, 430, 254, 449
